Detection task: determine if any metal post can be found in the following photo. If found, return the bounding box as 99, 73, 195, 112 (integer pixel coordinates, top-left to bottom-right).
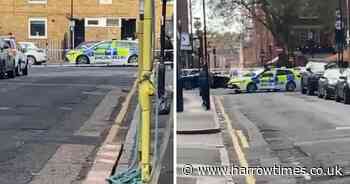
202, 0, 210, 110
177, 21, 184, 112
137, 12, 144, 159
189, 0, 194, 68
140, 0, 155, 182
158, 0, 166, 98
70, 0, 74, 49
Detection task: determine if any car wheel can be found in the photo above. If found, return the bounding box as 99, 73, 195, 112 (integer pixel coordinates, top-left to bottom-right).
7, 62, 16, 79
27, 56, 37, 65
344, 87, 350, 104
317, 87, 322, 98
127, 55, 138, 64
246, 83, 257, 93
335, 88, 341, 102
15, 62, 22, 76
76, 56, 90, 64
22, 64, 28, 76
323, 87, 330, 100
307, 84, 314, 95
301, 85, 307, 94
286, 82, 296, 92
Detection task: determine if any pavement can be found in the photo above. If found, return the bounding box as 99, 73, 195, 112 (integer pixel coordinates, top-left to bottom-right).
0, 66, 136, 184
176, 90, 233, 184
213, 88, 350, 184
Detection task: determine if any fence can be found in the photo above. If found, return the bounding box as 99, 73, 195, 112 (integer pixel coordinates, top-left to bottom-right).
32, 40, 67, 64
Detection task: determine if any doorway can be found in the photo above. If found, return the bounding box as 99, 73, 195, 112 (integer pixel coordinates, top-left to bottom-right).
74, 19, 85, 47
121, 19, 136, 40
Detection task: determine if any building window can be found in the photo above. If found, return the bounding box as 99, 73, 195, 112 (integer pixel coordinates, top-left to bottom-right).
85, 17, 120, 27
106, 18, 120, 27
99, 0, 112, 4
28, 0, 47, 4
28, 18, 47, 39
85, 18, 103, 27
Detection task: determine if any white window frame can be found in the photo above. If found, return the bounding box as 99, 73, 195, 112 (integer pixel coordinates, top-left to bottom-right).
105, 17, 121, 28
85, 18, 104, 27
28, 0, 47, 4
28, 17, 48, 39
99, 0, 112, 4
85, 17, 121, 28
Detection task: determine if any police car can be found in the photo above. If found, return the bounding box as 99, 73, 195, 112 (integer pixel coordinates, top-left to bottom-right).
227, 68, 301, 93
65, 40, 138, 65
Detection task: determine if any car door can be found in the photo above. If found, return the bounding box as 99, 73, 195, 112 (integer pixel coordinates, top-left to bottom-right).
276, 69, 288, 89
112, 41, 130, 64
93, 41, 111, 63
258, 72, 274, 90
337, 70, 348, 98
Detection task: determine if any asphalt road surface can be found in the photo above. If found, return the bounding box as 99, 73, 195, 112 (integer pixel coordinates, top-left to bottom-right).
0, 66, 136, 184
217, 89, 350, 184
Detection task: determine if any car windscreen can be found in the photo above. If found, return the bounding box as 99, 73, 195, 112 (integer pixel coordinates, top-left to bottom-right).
325, 69, 341, 78
75, 42, 98, 49
306, 62, 326, 73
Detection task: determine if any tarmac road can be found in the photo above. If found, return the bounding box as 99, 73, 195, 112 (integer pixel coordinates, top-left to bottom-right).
0, 66, 136, 184
217, 89, 350, 184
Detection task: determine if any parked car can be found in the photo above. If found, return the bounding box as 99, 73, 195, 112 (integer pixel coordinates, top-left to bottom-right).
211, 72, 230, 88
227, 68, 301, 93
181, 69, 200, 90
0, 39, 16, 78
335, 68, 350, 104
318, 68, 342, 99
0, 36, 28, 76
65, 40, 138, 65
18, 42, 47, 65
300, 61, 328, 95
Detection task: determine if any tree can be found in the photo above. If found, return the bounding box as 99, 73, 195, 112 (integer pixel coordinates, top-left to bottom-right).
208, 0, 338, 55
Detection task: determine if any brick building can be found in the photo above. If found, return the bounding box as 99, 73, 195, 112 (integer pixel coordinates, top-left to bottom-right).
0, 0, 173, 54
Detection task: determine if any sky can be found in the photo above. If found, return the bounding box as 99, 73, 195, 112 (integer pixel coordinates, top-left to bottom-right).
191, 0, 241, 33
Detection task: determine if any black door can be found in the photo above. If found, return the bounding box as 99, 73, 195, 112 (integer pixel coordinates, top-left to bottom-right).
74, 19, 85, 47
121, 19, 136, 40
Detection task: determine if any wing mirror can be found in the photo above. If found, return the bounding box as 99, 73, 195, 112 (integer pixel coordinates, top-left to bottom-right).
306, 68, 312, 72
340, 76, 347, 80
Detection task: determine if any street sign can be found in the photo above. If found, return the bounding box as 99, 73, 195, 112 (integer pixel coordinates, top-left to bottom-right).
180, 32, 192, 50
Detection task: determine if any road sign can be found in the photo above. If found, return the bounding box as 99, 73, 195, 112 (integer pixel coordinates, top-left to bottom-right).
180, 32, 192, 50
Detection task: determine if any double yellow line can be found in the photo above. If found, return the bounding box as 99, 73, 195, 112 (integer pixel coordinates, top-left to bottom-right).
216, 96, 256, 184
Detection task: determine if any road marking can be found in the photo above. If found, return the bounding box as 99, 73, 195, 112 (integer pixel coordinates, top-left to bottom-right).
82, 91, 106, 96
106, 78, 138, 143
0, 107, 11, 110
216, 96, 256, 184
336, 126, 350, 130
59, 106, 73, 111
236, 130, 250, 149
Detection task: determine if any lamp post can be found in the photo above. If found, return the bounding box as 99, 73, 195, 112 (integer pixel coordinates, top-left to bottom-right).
158, 0, 166, 100
70, 0, 75, 49
202, 0, 210, 110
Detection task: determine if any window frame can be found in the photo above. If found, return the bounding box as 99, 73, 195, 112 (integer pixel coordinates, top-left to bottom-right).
99, 0, 112, 5
105, 18, 121, 28
28, 17, 48, 39
28, 0, 47, 4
